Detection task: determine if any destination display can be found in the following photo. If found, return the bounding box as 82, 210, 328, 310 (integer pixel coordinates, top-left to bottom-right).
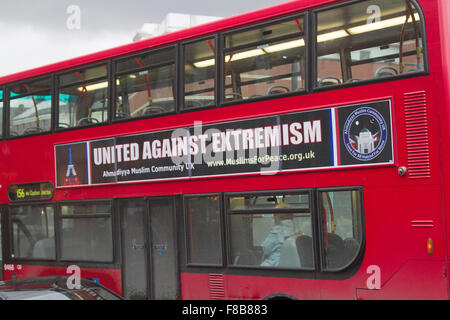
54, 100, 393, 187
8, 181, 55, 202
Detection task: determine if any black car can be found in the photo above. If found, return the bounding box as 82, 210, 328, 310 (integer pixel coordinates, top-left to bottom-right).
0, 276, 123, 300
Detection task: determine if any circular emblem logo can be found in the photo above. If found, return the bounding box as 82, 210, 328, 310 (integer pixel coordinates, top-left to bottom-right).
343, 107, 388, 161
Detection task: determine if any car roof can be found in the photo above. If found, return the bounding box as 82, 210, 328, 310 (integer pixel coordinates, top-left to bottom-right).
0, 276, 122, 300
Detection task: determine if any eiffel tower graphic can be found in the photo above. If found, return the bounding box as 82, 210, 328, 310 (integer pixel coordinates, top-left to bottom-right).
64, 145, 80, 185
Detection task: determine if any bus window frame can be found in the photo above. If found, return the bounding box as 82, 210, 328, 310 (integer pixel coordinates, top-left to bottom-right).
224, 189, 318, 272
182, 193, 225, 268
112, 44, 178, 122
3, 199, 119, 268
180, 34, 220, 112
219, 12, 310, 106
6, 202, 57, 262
6, 75, 54, 139
311, 0, 429, 92
57, 199, 115, 264
0, 86, 4, 139
8, 76, 52, 97
221, 187, 365, 276
55, 61, 112, 131
58, 62, 109, 87
316, 186, 366, 275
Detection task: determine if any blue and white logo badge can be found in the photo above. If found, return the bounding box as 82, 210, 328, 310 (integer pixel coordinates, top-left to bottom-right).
343, 107, 388, 161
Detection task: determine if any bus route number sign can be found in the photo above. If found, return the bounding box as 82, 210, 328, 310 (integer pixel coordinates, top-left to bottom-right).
7, 181, 55, 202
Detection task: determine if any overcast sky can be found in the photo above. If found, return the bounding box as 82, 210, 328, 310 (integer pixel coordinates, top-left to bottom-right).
0, 0, 286, 77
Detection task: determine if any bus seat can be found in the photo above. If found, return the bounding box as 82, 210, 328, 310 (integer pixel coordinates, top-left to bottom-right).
32, 238, 55, 259
77, 117, 99, 126
345, 78, 361, 84
296, 235, 313, 269
318, 76, 341, 87
233, 249, 259, 266
325, 233, 345, 269
115, 111, 130, 119
225, 92, 243, 101
23, 127, 44, 135
142, 105, 167, 115
266, 85, 290, 95
279, 235, 301, 268
374, 66, 398, 78
343, 238, 360, 262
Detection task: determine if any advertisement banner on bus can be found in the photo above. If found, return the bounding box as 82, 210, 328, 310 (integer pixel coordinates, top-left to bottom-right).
54, 100, 393, 187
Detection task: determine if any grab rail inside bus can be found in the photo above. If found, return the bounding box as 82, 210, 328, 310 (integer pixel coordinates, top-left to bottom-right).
399, 0, 422, 73
134, 57, 152, 107
74, 71, 93, 126
23, 84, 40, 130
322, 192, 335, 251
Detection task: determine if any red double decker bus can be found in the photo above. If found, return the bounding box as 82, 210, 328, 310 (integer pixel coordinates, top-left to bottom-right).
0, 0, 448, 300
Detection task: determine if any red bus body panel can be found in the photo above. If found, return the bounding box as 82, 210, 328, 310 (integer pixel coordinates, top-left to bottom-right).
2, 265, 122, 296
437, 0, 450, 300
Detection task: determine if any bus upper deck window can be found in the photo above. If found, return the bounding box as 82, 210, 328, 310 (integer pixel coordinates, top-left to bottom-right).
315, 0, 425, 87
57, 64, 109, 129
183, 38, 216, 110
114, 47, 175, 120
223, 16, 306, 103
8, 77, 52, 137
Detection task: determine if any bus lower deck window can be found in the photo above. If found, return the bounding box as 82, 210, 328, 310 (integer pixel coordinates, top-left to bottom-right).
10, 205, 55, 260
185, 196, 222, 265
320, 190, 363, 271
228, 193, 314, 269
59, 202, 113, 263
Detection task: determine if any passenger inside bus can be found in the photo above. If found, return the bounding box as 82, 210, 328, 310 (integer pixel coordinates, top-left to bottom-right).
32, 237, 55, 259
228, 191, 363, 270
229, 194, 314, 269
260, 213, 295, 267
